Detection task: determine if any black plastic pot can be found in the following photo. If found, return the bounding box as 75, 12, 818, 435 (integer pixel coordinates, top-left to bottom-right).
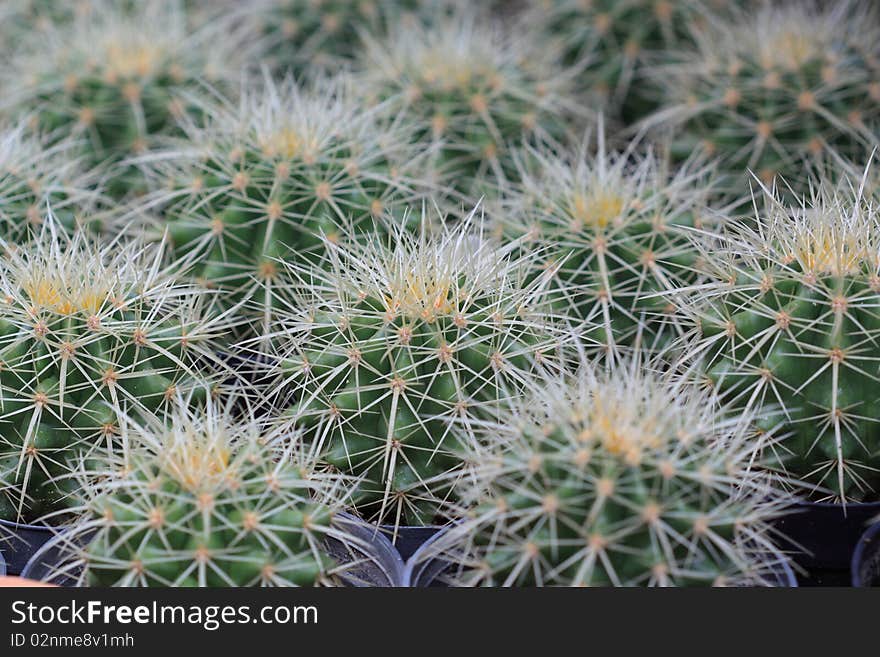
20, 533, 85, 586
851, 522, 880, 587
772, 501, 880, 586
0, 519, 59, 576
324, 514, 406, 587
378, 525, 444, 562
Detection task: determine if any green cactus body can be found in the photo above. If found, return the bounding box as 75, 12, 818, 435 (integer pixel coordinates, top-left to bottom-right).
526, 0, 708, 123
357, 9, 584, 198
0, 222, 230, 523
688, 183, 880, 501
498, 138, 714, 356
439, 354, 788, 586
4, 1, 245, 198
258, 212, 567, 527
248, 0, 432, 74
76, 404, 340, 587
646, 1, 880, 198
144, 76, 424, 330
0, 123, 103, 239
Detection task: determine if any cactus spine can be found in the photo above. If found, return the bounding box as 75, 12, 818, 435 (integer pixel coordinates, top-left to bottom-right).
2, 1, 247, 197
496, 133, 715, 357
0, 218, 232, 523
433, 349, 789, 586
356, 8, 585, 197
254, 209, 569, 527
143, 75, 424, 328
683, 172, 880, 502
644, 0, 880, 197
69, 397, 347, 587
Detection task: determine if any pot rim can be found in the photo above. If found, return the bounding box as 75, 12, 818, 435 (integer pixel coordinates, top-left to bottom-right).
850, 521, 880, 587
0, 518, 57, 532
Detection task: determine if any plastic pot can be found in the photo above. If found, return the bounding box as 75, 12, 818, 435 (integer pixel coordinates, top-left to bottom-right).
402, 527, 462, 588
772, 500, 880, 586
19, 529, 96, 587
324, 514, 406, 587
0, 519, 59, 577
378, 524, 444, 562
851, 522, 880, 587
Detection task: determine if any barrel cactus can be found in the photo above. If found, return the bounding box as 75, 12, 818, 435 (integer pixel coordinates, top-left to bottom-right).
243, 0, 447, 75
523, 0, 710, 123
0, 218, 231, 523
429, 349, 790, 586
253, 209, 570, 528
683, 175, 880, 502
67, 397, 349, 587
0, 121, 103, 240
643, 0, 880, 198
2, 0, 248, 197
356, 7, 585, 197
496, 133, 716, 357
140, 75, 425, 330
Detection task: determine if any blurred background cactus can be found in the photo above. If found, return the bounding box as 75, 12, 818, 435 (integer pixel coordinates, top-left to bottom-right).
643, 0, 880, 199
681, 169, 880, 502
495, 131, 717, 359
0, 219, 232, 523
522, 0, 712, 124
242, 0, 455, 76
137, 75, 426, 330
67, 397, 349, 586
0, 121, 103, 239
251, 210, 570, 528
355, 7, 587, 199
0, 0, 251, 198
431, 350, 790, 586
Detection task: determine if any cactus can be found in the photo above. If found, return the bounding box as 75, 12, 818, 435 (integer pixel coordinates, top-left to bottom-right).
2, 0, 249, 198
252, 209, 570, 528
243, 0, 447, 75
643, 0, 880, 198
523, 0, 712, 123
495, 132, 716, 357
680, 171, 880, 503
140, 75, 426, 328
0, 121, 103, 239
65, 396, 349, 587
0, 218, 232, 524
356, 7, 586, 198
429, 348, 790, 586
684, 171, 880, 500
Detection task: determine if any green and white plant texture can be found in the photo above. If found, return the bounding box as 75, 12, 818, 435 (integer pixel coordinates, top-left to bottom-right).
426, 349, 790, 586
643, 0, 880, 197
0, 121, 103, 240
64, 396, 351, 587
1, 0, 249, 197
0, 218, 233, 524
251, 209, 571, 528
522, 0, 710, 123
139, 74, 427, 328
495, 132, 716, 358
356, 8, 586, 198
681, 169, 880, 502
242, 0, 450, 75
